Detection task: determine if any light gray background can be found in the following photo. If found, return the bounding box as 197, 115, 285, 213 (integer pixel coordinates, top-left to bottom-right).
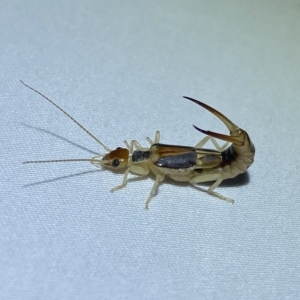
1, 0, 300, 299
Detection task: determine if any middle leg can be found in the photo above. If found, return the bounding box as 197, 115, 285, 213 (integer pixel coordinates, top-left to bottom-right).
144, 173, 165, 209
146, 130, 160, 145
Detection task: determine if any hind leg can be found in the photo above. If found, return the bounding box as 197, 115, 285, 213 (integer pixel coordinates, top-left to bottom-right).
195, 136, 228, 151
189, 173, 234, 203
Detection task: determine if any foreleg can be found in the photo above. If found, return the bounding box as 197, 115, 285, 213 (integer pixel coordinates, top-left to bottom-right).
111, 165, 150, 192
124, 140, 143, 153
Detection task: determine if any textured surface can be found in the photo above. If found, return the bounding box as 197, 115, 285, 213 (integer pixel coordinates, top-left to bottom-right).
1, 0, 300, 299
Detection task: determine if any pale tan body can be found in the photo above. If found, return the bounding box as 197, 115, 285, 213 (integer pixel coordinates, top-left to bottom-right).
92, 126, 254, 208
21, 80, 255, 209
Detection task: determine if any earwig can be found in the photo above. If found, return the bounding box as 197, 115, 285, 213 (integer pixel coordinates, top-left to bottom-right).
21, 80, 255, 209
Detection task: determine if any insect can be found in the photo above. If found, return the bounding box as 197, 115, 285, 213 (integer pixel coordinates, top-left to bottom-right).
21, 80, 255, 209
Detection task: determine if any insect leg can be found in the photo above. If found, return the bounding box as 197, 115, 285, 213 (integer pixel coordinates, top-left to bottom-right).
110, 165, 150, 192
124, 140, 143, 153
207, 177, 234, 203
146, 130, 160, 145
195, 136, 228, 151
110, 167, 131, 192
144, 173, 165, 209
189, 174, 234, 203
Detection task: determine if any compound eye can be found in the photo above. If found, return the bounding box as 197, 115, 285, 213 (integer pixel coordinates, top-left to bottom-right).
112, 159, 120, 168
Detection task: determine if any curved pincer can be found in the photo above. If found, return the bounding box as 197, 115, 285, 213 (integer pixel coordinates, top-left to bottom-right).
184, 96, 245, 146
